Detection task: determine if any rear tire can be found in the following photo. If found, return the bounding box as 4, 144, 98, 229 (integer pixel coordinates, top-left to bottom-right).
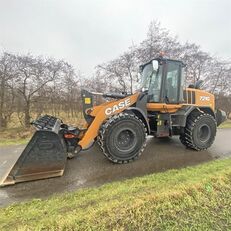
98, 113, 147, 163
180, 112, 217, 150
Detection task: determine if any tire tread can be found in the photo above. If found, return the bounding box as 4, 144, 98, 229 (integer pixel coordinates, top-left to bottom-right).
98, 113, 147, 164
180, 113, 217, 150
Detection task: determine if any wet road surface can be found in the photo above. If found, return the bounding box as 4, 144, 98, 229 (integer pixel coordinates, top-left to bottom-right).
0, 128, 231, 207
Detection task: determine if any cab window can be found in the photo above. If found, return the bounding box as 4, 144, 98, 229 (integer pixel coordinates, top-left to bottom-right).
165, 62, 180, 103
148, 65, 163, 102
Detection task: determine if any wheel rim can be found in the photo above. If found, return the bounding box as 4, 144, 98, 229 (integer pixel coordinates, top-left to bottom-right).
198, 124, 211, 142
114, 129, 137, 154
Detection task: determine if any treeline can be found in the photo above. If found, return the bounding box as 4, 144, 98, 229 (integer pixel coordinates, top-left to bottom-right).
0, 53, 81, 129
95, 21, 231, 115
0, 21, 230, 130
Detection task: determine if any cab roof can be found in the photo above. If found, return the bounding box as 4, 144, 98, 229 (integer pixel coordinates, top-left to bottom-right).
139, 57, 186, 71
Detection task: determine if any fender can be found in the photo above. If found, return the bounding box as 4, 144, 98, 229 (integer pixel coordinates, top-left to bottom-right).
171, 105, 216, 127
125, 107, 150, 134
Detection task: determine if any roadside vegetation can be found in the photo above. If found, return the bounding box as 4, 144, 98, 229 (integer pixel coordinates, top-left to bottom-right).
1, 116, 230, 146
0, 112, 85, 146
219, 119, 231, 128
0, 158, 230, 230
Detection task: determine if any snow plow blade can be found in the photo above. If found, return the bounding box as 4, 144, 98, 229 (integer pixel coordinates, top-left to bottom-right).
1, 116, 67, 187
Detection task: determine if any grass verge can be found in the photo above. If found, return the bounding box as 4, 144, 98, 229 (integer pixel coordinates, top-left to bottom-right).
219, 119, 231, 128
0, 113, 85, 146
0, 126, 32, 146
0, 158, 231, 230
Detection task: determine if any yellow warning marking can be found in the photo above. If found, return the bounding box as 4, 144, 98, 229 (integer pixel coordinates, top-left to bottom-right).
84, 98, 91, 104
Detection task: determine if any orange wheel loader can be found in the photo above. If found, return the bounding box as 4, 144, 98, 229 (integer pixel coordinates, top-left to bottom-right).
1, 56, 226, 186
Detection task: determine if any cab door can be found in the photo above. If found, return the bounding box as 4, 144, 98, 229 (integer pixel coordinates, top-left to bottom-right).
163, 60, 184, 104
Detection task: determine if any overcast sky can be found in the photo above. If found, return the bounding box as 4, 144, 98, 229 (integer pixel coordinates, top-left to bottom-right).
0, 0, 230, 76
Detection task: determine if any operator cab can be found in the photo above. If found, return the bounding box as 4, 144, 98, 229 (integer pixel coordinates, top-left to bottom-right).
140, 58, 185, 104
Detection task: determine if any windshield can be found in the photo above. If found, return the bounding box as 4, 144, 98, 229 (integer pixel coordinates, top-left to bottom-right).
140, 60, 163, 102
140, 60, 158, 90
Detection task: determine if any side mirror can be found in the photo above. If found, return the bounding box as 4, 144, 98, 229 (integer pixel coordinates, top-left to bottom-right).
152, 60, 158, 72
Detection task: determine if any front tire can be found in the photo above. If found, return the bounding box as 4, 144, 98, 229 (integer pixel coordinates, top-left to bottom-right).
180, 112, 217, 150
98, 113, 147, 163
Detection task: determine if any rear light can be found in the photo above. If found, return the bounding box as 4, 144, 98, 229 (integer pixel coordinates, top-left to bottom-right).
64, 133, 77, 139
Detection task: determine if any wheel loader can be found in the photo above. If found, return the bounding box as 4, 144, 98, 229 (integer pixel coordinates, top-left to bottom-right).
0, 56, 226, 186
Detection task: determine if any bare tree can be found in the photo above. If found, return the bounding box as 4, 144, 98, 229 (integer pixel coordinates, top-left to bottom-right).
61, 63, 81, 117
96, 20, 231, 98
14, 54, 65, 127
96, 47, 139, 94
1, 20, 231, 130
0, 52, 17, 129
216, 93, 231, 118
209, 61, 231, 94
137, 21, 170, 62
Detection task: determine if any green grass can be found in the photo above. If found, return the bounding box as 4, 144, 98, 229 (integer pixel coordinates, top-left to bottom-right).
0, 158, 231, 231
0, 127, 31, 146
0, 126, 32, 146
0, 138, 29, 146
219, 119, 231, 128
